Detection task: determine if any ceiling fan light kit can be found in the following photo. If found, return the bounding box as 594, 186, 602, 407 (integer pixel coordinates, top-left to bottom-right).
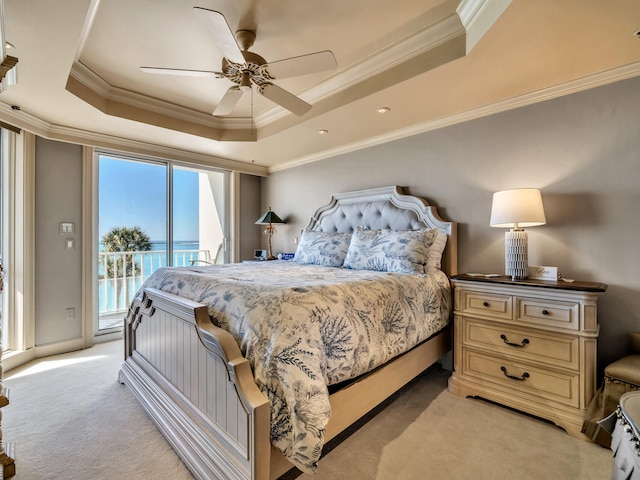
141, 7, 337, 117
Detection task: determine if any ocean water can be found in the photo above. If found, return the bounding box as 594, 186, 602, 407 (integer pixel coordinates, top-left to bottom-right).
98, 240, 200, 254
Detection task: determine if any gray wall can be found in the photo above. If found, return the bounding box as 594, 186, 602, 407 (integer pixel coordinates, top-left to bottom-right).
35, 137, 83, 345
31, 74, 640, 370
239, 173, 262, 260
32, 144, 263, 347
263, 74, 640, 371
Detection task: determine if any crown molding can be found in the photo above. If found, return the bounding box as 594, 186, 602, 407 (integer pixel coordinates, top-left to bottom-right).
67, 61, 253, 131
255, 11, 466, 128
48, 124, 268, 176
68, 4, 468, 133
0, 102, 51, 137
64, 1, 509, 139
457, 0, 512, 51
4, 61, 638, 176
270, 61, 640, 172
0, 101, 267, 176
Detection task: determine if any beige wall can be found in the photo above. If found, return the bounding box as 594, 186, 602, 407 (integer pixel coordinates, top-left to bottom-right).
262, 74, 640, 371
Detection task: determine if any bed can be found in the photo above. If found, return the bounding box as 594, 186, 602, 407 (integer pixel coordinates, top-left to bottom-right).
119, 185, 457, 480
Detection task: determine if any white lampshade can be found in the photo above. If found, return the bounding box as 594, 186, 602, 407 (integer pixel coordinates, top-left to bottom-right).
490, 188, 546, 228
490, 188, 546, 280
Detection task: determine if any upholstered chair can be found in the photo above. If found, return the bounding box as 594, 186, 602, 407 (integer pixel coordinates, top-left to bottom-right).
583, 332, 640, 446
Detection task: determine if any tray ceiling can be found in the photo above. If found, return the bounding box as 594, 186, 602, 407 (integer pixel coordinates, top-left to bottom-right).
0, 0, 639, 174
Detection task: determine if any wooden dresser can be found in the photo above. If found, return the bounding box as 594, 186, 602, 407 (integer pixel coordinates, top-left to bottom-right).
448, 274, 607, 439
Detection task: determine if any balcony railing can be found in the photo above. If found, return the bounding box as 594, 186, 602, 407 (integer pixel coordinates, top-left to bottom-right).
98, 249, 211, 330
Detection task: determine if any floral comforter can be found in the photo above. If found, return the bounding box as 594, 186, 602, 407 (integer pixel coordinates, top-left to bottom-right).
138, 261, 451, 473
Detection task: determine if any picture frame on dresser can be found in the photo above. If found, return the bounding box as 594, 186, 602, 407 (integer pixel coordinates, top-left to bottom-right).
448, 273, 607, 440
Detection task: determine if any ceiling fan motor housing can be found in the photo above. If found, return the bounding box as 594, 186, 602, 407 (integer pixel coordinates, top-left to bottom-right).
221, 50, 273, 88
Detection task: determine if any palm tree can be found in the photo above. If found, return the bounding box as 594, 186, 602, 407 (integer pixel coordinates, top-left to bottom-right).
101, 226, 152, 311
101, 226, 152, 279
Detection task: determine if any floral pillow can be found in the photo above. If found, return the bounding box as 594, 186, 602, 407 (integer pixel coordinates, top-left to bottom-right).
293, 230, 352, 267
343, 227, 442, 274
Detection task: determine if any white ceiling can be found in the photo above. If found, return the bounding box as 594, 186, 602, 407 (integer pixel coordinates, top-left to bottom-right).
0, 0, 639, 175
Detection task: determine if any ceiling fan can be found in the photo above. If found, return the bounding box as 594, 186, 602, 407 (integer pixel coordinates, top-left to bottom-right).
141, 7, 338, 116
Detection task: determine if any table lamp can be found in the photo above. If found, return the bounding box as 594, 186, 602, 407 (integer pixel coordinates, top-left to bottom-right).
490, 188, 546, 280
255, 207, 284, 260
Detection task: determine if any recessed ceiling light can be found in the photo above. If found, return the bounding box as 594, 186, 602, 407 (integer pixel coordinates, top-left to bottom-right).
376, 107, 390, 114
317, 129, 329, 135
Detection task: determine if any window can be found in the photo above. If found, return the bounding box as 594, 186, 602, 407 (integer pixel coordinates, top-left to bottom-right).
0, 129, 6, 351
95, 152, 228, 334
0, 128, 34, 358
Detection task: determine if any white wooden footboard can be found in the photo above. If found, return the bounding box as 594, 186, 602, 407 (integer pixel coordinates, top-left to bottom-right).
119, 287, 452, 480
117, 186, 457, 480
118, 288, 271, 480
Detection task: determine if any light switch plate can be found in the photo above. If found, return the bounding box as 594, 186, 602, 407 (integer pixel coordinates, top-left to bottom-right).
528, 265, 558, 280
60, 222, 74, 234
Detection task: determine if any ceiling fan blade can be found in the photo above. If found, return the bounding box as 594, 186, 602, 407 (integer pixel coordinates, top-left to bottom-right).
140, 67, 223, 78
213, 86, 245, 116
266, 50, 337, 79
193, 7, 245, 65
258, 83, 312, 116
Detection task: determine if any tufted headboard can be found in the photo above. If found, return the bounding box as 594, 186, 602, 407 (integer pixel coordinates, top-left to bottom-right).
304, 185, 457, 276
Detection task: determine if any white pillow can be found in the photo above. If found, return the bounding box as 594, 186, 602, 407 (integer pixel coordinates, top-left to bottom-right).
293, 230, 352, 267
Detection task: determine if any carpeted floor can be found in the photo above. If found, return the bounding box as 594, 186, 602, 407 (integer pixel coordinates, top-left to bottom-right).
3, 340, 613, 479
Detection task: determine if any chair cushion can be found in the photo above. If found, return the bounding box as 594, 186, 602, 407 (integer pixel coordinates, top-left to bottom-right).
605, 354, 640, 386
631, 332, 640, 354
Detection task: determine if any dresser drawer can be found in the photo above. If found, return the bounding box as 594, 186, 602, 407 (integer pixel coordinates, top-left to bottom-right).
458, 290, 512, 320
463, 320, 579, 370
450, 276, 605, 437
516, 296, 580, 330
463, 350, 580, 408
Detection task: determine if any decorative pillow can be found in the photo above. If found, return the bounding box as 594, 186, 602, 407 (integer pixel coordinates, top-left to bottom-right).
343, 227, 442, 274
293, 230, 352, 267
426, 231, 448, 269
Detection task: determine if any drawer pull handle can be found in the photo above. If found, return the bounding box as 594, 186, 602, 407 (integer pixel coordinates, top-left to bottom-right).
500, 334, 530, 348
542, 309, 549, 315
483, 301, 489, 307
501, 366, 530, 381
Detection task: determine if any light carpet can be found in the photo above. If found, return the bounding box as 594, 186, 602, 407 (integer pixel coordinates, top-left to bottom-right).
3, 340, 613, 479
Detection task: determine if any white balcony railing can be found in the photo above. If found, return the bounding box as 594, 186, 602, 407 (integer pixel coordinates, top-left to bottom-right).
98, 249, 211, 330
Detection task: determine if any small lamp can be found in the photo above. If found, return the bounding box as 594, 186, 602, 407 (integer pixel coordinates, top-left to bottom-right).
490, 188, 546, 280
255, 207, 285, 260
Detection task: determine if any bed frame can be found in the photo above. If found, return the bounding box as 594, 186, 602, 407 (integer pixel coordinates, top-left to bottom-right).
119, 185, 457, 480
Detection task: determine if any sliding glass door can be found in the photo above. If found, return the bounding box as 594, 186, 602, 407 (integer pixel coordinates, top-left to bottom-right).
97, 156, 166, 332
172, 165, 227, 266
0, 130, 5, 351
96, 153, 228, 334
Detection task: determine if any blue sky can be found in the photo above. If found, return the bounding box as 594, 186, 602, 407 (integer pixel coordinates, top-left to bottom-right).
99, 156, 199, 242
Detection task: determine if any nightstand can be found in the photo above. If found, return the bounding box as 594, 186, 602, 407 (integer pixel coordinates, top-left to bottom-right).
448, 274, 607, 439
